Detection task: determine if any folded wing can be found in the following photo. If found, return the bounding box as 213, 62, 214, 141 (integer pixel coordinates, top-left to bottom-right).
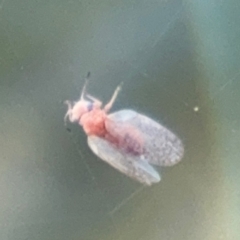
88, 135, 160, 185
105, 110, 184, 167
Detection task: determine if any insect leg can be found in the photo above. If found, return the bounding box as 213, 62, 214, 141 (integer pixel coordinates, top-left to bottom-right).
86, 94, 102, 108
80, 72, 91, 100
104, 83, 122, 112
64, 100, 72, 124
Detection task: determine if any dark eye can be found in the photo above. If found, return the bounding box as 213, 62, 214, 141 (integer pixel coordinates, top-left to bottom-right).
87, 102, 93, 111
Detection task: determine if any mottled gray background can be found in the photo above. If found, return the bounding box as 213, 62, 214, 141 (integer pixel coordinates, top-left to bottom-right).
0, 0, 240, 240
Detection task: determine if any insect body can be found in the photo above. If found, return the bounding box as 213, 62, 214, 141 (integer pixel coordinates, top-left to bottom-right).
64, 79, 184, 185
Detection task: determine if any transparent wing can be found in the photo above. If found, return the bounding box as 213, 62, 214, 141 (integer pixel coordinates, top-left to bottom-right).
87, 135, 160, 186
106, 109, 184, 167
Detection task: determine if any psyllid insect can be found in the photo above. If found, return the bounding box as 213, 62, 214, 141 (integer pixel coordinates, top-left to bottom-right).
64, 75, 184, 186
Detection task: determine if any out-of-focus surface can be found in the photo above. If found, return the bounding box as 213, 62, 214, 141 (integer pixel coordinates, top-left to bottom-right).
0, 0, 239, 239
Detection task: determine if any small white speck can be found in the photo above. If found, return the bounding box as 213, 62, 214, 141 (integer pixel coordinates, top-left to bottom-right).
193, 106, 199, 112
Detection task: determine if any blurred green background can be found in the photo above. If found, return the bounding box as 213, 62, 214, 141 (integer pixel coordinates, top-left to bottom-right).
0, 0, 240, 239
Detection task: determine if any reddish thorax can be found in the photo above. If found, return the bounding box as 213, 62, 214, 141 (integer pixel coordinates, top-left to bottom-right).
80, 109, 108, 137
79, 109, 122, 149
